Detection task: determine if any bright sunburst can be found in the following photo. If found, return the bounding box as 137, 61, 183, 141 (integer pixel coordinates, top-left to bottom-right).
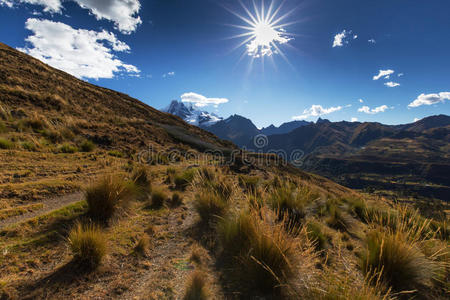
226, 0, 296, 60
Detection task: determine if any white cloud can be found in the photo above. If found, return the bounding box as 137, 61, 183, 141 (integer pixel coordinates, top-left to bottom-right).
162, 71, 175, 78
353, 34, 358, 39
351, 117, 358, 122
73, 0, 142, 34
368, 38, 376, 44
408, 92, 450, 108
373, 69, 395, 80
0, 0, 62, 12
359, 99, 364, 103
18, 18, 139, 80
398, 73, 404, 77
1, 0, 142, 34
293, 104, 343, 120
384, 81, 400, 87
414, 118, 420, 122
181, 92, 229, 108
358, 105, 390, 114
333, 30, 352, 47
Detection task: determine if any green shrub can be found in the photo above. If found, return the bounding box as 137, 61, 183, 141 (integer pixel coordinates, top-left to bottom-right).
59, 143, 78, 153
151, 188, 168, 208
21, 141, 36, 151
0, 138, 13, 149
217, 210, 298, 295
183, 270, 210, 300
68, 222, 107, 268
306, 222, 330, 251
42, 129, 62, 143
0, 120, 6, 133
175, 168, 197, 190
108, 150, 124, 158
194, 189, 228, 226
85, 176, 132, 221
79, 140, 95, 152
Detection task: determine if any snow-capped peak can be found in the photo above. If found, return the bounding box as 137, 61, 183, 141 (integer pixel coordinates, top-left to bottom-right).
162, 100, 223, 127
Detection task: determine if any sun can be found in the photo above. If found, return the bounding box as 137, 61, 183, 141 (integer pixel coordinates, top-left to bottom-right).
225, 0, 296, 60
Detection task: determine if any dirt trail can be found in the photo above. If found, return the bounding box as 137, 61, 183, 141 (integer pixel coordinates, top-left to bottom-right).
0, 192, 84, 230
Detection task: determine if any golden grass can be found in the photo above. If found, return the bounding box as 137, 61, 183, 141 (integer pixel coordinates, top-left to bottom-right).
68, 222, 107, 268
183, 270, 210, 300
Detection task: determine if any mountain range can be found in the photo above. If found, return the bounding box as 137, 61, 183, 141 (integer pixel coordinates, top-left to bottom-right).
163, 101, 450, 200
162, 100, 311, 146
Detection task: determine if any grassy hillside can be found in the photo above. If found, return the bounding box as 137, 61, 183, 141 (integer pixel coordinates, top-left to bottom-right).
0, 43, 448, 299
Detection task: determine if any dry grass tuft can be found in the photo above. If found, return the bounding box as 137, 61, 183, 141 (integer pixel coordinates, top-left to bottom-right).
151, 187, 168, 208
134, 234, 151, 256
217, 209, 304, 295
194, 189, 228, 226
361, 206, 447, 293
183, 270, 210, 300
131, 166, 152, 200
85, 175, 133, 221
68, 222, 107, 268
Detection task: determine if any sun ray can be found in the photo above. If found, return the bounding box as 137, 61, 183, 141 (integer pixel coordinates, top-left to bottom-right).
252, 0, 262, 23
238, 0, 258, 25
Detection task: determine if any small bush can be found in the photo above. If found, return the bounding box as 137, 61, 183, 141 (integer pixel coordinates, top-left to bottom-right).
175, 168, 197, 190
108, 150, 124, 158
306, 222, 330, 251
169, 192, 183, 207
85, 176, 132, 221
59, 143, 78, 153
21, 141, 36, 151
183, 271, 210, 300
217, 210, 299, 294
151, 187, 168, 208
68, 222, 107, 268
43, 129, 62, 143
131, 166, 151, 199
79, 140, 95, 152
269, 184, 311, 226
134, 234, 150, 256
194, 189, 228, 226
0, 138, 14, 149
23, 116, 46, 132
238, 175, 259, 193
326, 202, 350, 231
0, 120, 6, 133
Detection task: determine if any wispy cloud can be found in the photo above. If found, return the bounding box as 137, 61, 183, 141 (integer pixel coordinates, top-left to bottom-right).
373, 69, 395, 80
162, 71, 175, 78
359, 99, 364, 103
368, 38, 376, 44
293, 104, 343, 120
18, 18, 139, 79
333, 30, 354, 48
181, 92, 229, 108
408, 92, 450, 108
384, 81, 400, 87
398, 73, 404, 77
358, 105, 390, 114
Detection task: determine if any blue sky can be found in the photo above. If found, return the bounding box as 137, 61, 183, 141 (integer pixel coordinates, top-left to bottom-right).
0, 0, 449, 128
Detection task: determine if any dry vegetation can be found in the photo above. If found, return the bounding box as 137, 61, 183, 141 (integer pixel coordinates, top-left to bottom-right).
0, 42, 448, 299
